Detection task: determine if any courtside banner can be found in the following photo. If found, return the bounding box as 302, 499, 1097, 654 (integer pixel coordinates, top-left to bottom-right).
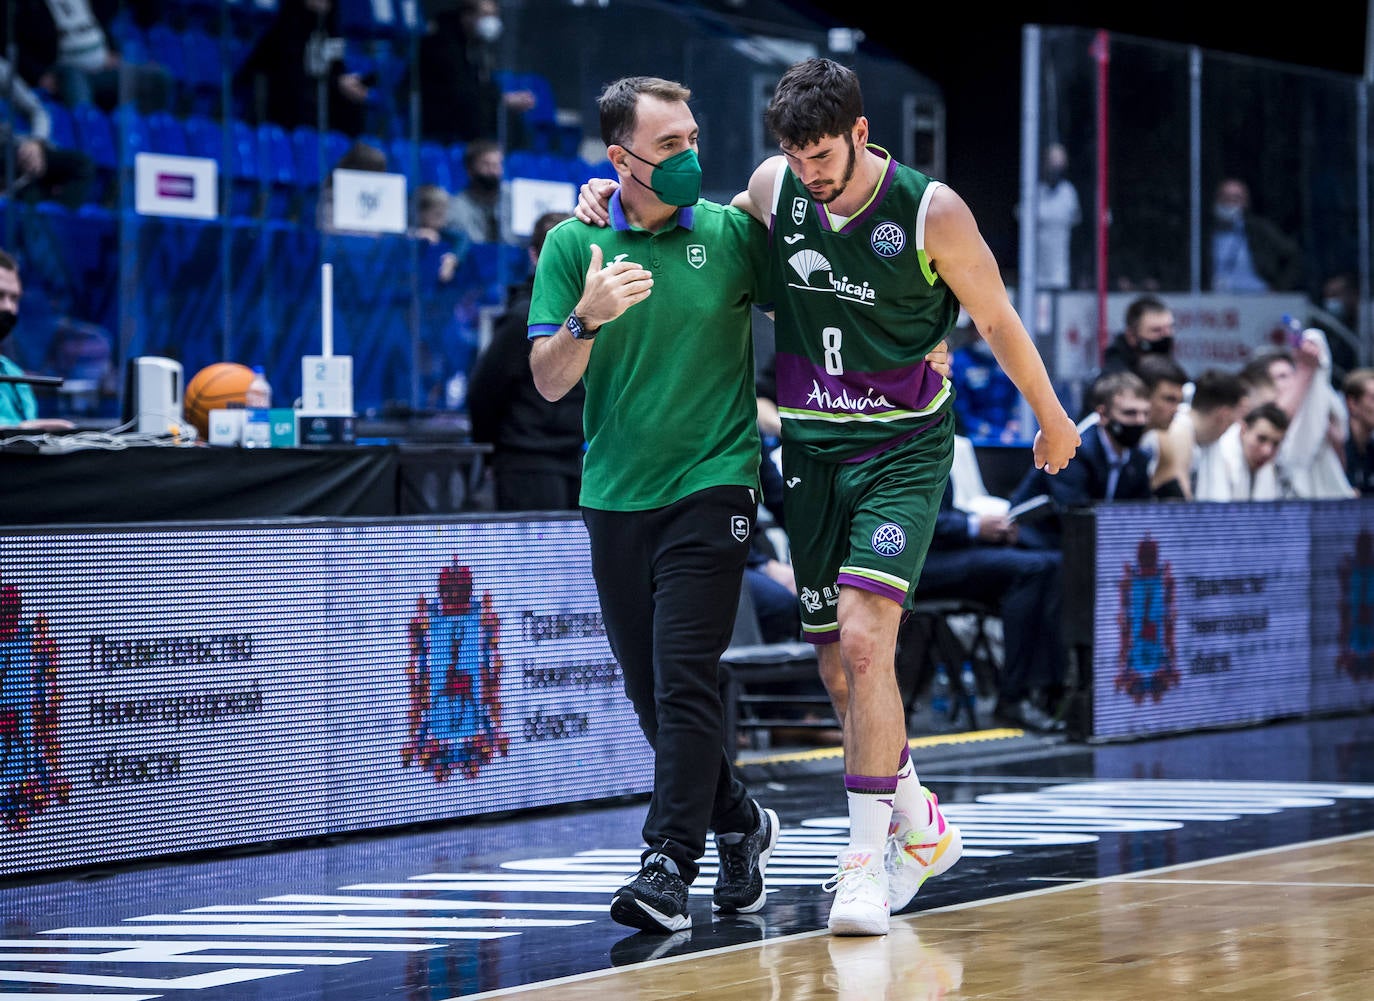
1308, 499, 1374, 714
1090, 502, 1313, 739
0, 517, 649, 877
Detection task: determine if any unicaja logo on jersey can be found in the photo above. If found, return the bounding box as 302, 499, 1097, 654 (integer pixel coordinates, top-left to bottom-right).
870, 222, 905, 258
786, 250, 877, 306
791, 196, 808, 225
871, 523, 906, 557
687, 244, 706, 269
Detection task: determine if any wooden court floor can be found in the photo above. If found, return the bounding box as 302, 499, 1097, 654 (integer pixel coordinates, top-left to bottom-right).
481, 833, 1374, 1001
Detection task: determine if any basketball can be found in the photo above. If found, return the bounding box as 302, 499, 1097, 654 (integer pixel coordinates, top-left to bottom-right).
184, 362, 255, 438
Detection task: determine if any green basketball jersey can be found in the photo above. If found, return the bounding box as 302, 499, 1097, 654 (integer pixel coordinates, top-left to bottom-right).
768, 147, 958, 462
529, 199, 768, 511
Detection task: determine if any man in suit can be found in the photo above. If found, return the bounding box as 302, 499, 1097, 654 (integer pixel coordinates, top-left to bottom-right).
1010, 370, 1153, 551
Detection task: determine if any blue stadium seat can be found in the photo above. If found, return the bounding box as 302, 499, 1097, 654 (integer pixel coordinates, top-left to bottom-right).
41, 99, 77, 151
183, 113, 224, 162
388, 136, 416, 184
73, 105, 117, 171
257, 122, 296, 218
418, 141, 452, 190
448, 143, 467, 192
145, 24, 189, 93
145, 111, 189, 155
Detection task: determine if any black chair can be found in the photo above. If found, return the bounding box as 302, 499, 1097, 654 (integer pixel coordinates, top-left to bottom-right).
897, 598, 1002, 730
718, 585, 831, 751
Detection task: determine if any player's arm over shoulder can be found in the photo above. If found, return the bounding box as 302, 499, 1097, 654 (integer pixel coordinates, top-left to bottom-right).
731, 155, 785, 226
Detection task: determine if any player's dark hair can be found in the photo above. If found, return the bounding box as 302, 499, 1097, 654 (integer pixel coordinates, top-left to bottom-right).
765, 57, 863, 149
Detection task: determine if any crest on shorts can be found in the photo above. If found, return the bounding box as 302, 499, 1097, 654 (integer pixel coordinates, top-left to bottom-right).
1115, 535, 1179, 703
871, 522, 906, 557
687, 244, 706, 269
402, 560, 509, 782
731, 516, 750, 542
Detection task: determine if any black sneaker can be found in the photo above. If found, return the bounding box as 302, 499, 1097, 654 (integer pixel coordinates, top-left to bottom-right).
712, 801, 779, 913
610, 852, 691, 933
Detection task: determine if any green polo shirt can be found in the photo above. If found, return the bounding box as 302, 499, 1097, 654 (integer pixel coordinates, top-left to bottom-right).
529, 195, 769, 511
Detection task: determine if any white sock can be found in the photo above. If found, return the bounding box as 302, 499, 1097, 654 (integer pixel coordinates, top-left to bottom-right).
844, 781, 896, 855
890, 746, 933, 832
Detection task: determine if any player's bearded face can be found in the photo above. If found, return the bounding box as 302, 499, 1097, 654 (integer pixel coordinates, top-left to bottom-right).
807, 132, 858, 205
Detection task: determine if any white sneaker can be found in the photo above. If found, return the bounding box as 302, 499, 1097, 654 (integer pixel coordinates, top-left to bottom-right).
824, 849, 889, 936
886, 786, 963, 913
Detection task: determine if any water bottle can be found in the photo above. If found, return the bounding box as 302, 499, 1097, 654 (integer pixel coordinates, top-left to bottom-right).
242, 366, 273, 448
959, 661, 979, 725
246, 365, 272, 408
929, 664, 951, 719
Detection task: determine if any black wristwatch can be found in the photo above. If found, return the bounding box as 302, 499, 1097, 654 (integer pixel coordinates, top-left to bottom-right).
566, 312, 599, 341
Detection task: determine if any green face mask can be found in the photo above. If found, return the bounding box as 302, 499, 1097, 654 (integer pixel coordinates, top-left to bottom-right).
623, 146, 702, 207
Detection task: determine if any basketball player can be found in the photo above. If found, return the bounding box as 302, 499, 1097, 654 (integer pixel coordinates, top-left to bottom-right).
740, 57, 1078, 935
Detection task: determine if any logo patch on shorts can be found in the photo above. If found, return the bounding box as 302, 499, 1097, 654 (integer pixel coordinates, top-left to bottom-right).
871, 522, 906, 557
731, 516, 750, 542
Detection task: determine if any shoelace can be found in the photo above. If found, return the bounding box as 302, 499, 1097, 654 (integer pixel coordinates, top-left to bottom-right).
823, 861, 882, 899
637, 862, 683, 896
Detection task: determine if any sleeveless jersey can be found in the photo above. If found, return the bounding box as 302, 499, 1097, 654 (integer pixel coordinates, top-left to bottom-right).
768, 147, 958, 462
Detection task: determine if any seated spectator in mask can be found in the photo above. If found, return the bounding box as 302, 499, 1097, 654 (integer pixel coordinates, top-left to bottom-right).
448, 139, 516, 246
1101, 294, 1176, 377
1195, 402, 1290, 501
1010, 370, 1153, 550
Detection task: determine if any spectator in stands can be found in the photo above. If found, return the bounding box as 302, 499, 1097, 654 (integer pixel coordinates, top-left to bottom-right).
0, 56, 94, 208
0, 249, 75, 431
1342, 368, 1374, 494
447, 139, 515, 245
1163, 367, 1248, 500
1269, 329, 1357, 500
316, 139, 387, 233
5, 0, 172, 114
418, 0, 537, 146
1204, 177, 1302, 293
466, 210, 582, 511
1025, 141, 1081, 291
1009, 370, 1153, 551
1101, 294, 1175, 377
908, 476, 1067, 733
951, 328, 1022, 443
412, 183, 461, 285
235, 0, 370, 136
1194, 402, 1290, 501
1134, 354, 1190, 498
